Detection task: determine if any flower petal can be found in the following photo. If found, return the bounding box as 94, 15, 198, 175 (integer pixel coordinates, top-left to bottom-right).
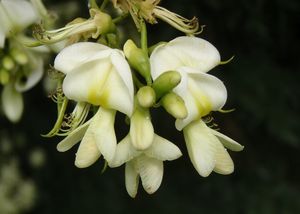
54, 42, 111, 74
137, 155, 163, 194
150, 36, 220, 79
56, 120, 91, 152
1, 84, 23, 123
145, 134, 182, 161
109, 135, 140, 168
130, 108, 154, 150
74, 121, 101, 168
15, 53, 44, 92
62, 58, 133, 115
175, 67, 227, 130
211, 129, 244, 152
183, 120, 217, 177
91, 108, 117, 164
213, 140, 234, 175
2, 0, 39, 31
125, 160, 139, 198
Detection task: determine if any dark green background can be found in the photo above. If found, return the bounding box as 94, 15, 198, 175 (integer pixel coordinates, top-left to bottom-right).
1, 0, 300, 213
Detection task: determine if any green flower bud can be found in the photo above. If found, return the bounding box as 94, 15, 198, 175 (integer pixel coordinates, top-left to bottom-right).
0, 68, 10, 85
2, 56, 15, 70
137, 86, 156, 108
161, 92, 187, 119
11, 48, 28, 65
152, 71, 181, 100
123, 39, 151, 83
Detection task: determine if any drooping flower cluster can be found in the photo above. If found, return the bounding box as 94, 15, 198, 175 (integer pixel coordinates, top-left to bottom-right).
32, 0, 244, 197
0, 0, 50, 122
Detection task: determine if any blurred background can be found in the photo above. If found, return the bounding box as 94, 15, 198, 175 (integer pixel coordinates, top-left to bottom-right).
0, 0, 299, 213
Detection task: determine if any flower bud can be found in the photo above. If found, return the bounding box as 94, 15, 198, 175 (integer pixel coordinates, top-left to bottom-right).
11, 48, 28, 65
130, 106, 154, 150
161, 92, 187, 119
0, 68, 10, 85
152, 70, 181, 99
137, 86, 156, 108
124, 39, 151, 83
2, 56, 15, 70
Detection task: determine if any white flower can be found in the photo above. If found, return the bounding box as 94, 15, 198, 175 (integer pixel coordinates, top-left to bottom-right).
150, 36, 227, 130
110, 134, 182, 197
0, 0, 45, 123
0, 0, 39, 48
54, 42, 134, 116
53, 42, 134, 166
183, 119, 244, 177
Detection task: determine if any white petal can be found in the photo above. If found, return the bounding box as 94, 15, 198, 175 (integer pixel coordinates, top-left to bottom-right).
109, 135, 140, 168
130, 108, 154, 150
150, 36, 220, 79
187, 70, 227, 111
62, 58, 133, 115
15, 54, 44, 92
0, 3, 11, 37
183, 120, 218, 177
213, 140, 234, 175
125, 160, 139, 198
145, 134, 182, 161
75, 121, 101, 168
1, 84, 23, 123
137, 155, 163, 194
211, 129, 244, 152
2, 0, 39, 31
175, 68, 227, 130
91, 108, 117, 164
54, 42, 111, 74
174, 71, 199, 130
111, 50, 134, 108
56, 120, 91, 152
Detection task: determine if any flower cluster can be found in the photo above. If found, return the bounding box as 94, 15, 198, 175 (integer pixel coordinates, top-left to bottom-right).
0, 0, 51, 122
30, 0, 244, 197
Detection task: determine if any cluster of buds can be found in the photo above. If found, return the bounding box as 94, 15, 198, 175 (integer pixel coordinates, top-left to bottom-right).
1, 0, 243, 197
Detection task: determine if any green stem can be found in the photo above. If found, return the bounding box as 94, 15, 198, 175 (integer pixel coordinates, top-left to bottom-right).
132, 73, 144, 89
89, 0, 99, 9
140, 20, 148, 55
140, 20, 152, 85
100, 0, 109, 10
112, 13, 129, 24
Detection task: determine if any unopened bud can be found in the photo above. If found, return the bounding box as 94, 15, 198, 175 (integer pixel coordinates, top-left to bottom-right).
130, 107, 154, 150
2, 56, 15, 70
0, 68, 10, 85
161, 92, 187, 119
152, 71, 181, 99
137, 86, 156, 108
124, 39, 151, 82
90, 9, 116, 38
11, 48, 28, 65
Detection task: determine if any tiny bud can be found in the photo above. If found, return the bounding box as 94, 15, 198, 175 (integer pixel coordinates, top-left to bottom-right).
124, 39, 151, 82
161, 92, 187, 119
11, 49, 28, 65
2, 56, 15, 70
137, 86, 156, 108
0, 68, 10, 85
152, 71, 181, 99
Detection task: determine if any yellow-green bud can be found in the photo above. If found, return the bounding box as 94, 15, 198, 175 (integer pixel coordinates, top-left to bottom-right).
123, 39, 151, 83
2, 56, 15, 70
137, 86, 156, 108
11, 49, 28, 65
152, 71, 181, 99
0, 68, 10, 85
90, 9, 116, 37
161, 92, 187, 119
